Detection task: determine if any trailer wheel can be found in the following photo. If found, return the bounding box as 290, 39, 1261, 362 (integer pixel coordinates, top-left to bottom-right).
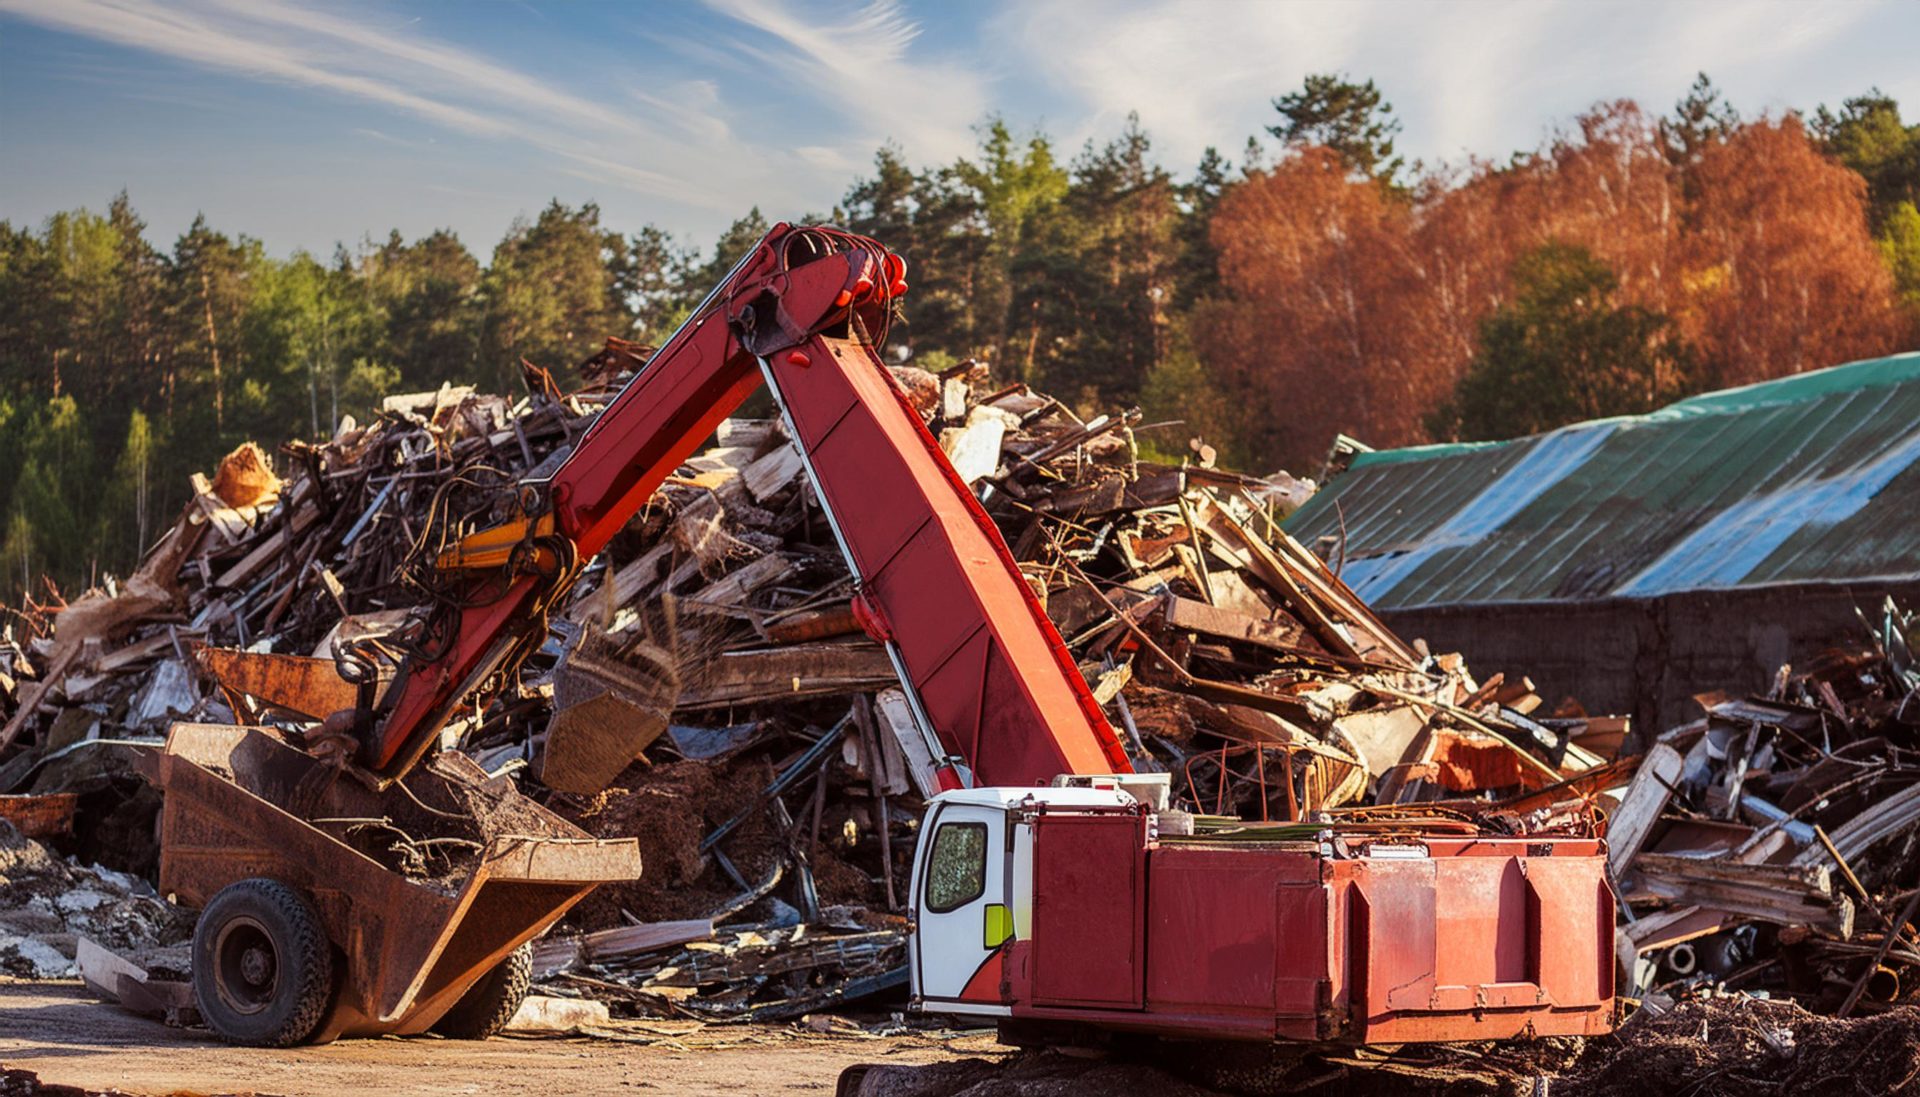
191, 878, 335, 1047
431, 942, 533, 1039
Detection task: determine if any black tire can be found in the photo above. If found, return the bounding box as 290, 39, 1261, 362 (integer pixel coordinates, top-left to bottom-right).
431, 942, 533, 1039
191, 878, 335, 1047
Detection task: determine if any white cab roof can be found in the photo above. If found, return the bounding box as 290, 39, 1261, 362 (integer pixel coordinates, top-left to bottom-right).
929, 785, 1136, 811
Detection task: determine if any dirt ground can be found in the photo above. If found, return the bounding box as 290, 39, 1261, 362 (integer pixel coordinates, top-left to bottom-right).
0, 981, 1000, 1097
11, 980, 1919, 1097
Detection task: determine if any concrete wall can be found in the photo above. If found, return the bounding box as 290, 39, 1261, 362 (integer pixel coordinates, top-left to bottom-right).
1381, 580, 1920, 744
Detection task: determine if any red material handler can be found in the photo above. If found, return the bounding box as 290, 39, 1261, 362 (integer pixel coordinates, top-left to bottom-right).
361, 225, 1130, 788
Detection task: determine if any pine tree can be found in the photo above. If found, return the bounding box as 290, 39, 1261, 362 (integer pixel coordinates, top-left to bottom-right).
1269, 74, 1406, 187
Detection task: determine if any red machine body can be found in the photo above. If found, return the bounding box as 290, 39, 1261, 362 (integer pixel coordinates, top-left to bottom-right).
912, 790, 1615, 1045
1019, 813, 1613, 1043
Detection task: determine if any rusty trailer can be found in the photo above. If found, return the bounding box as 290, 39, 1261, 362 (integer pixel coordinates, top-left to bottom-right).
147, 723, 639, 1045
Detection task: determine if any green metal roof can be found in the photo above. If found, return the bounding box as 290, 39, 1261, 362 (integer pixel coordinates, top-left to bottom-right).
1284, 352, 1920, 609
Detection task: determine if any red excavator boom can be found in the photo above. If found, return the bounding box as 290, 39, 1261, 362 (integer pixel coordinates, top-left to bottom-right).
358, 224, 1131, 789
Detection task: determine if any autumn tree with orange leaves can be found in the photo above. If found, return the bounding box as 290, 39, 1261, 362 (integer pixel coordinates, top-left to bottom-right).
1681, 116, 1908, 385
1197, 78, 1914, 468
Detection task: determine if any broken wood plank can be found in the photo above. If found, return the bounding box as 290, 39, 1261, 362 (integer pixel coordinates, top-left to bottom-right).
1224, 501, 1421, 667
1634, 852, 1854, 936
741, 444, 804, 502
939, 417, 1006, 486
565, 541, 674, 625
1162, 595, 1307, 653
505, 996, 611, 1032
531, 919, 716, 977
873, 687, 941, 799
1606, 741, 1685, 880
212, 503, 319, 590
1199, 506, 1362, 659
680, 553, 796, 617
676, 642, 895, 709
1034, 469, 1182, 516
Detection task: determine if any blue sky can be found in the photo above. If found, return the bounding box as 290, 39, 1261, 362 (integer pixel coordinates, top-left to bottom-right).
3, 0, 1917, 259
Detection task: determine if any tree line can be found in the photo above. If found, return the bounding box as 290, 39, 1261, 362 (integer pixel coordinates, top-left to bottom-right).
3, 74, 1917, 603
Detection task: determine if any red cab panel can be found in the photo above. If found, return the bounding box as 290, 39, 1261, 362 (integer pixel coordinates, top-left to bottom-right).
1029, 812, 1147, 1009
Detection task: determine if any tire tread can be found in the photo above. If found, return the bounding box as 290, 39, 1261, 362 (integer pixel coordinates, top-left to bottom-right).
191, 877, 334, 1047
431, 942, 533, 1039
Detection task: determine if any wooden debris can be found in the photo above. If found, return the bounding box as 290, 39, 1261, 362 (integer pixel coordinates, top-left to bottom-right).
1606, 598, 1920, 1014
0, 338, 1638, 1024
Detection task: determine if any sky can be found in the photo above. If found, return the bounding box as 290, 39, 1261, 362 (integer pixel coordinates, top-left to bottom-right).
2, 0, 1918, 259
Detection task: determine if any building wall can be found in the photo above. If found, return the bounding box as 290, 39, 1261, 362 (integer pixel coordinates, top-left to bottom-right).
1381, 580, 1920, 743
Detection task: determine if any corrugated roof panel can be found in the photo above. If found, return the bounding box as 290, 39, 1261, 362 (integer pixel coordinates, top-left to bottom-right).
1336, 426, 1616, 605
1285, 352, 1920, 608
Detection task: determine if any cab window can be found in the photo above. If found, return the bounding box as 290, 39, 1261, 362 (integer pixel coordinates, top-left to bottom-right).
925, 822, 987, 913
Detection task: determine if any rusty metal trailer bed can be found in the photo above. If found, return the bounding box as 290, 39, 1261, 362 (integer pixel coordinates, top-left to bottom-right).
146, 723, 639, 1045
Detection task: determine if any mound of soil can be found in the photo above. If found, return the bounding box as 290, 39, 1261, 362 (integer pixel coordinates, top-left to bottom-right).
1558, 997, 1920, 1097
851, 1052, 1222, 1097
561, 756, 777, 927
849, 998, 1920, 1097
812, 843, 877, 907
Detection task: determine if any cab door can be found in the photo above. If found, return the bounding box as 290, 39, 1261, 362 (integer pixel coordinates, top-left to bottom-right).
909, 800, 1013, 1016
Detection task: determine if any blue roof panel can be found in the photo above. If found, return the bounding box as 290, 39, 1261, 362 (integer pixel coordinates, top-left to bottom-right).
1285, 352, 1920, 608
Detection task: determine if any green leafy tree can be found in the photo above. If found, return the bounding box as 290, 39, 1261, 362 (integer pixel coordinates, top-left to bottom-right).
103, 409, 156, 565
0, 509, 34, 600
3, 396, 101, 591
1816, 92, 1920, 313
39, 208, 123, 408
622, 224, 699, 341
1880, 201, 1920, 311
482, 201, 633, 387
684, 208, 772, 295
1269, 74, 1405, 186
837, 123, 1070, 371
103, 193, 171, 415
953, 119, 1070, 372
243, 251, 373, 438
1010, 114, 1178, 405
1139, 331, 1239, 465
1429, 243, 1700, 441
841, 144, 917, 247
1172, 146, 1232, 308
170, 215, 261, 437
1815, 90, 1920, 223
363, 229, 484, 391
875, 158, 988, 363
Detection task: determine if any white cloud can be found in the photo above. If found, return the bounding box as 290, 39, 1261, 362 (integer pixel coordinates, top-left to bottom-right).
201, 0, 643, 135
0, 0, 987, 225
0, 0, 509, 134
995, 0, 1904, 174
701, 0, 990, 163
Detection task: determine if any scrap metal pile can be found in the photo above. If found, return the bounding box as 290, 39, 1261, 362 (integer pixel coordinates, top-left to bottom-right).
0, 341, 1613, 1022
1608, 598, 1920, 1018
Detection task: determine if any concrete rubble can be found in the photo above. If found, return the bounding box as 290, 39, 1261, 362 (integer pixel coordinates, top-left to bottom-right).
0, 819, 187, 981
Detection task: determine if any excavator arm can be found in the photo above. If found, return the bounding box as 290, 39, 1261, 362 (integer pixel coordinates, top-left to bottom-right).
359, 225, 1132, 789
